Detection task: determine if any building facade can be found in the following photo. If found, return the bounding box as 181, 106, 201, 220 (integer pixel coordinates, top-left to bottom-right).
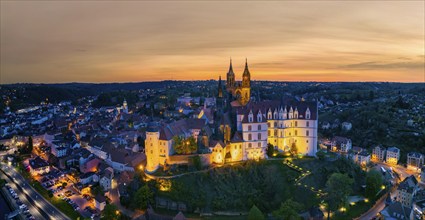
144, 60, 318, 173
386, 147, 400, 165
371, 145, 386, 162
407, 152, 424, 171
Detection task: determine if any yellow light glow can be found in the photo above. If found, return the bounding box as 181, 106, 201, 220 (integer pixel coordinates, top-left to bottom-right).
364, 199, 369, 203
381, 185, 385, 190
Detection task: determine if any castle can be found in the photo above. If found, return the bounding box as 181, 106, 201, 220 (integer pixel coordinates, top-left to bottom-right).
145, 59, 318, 173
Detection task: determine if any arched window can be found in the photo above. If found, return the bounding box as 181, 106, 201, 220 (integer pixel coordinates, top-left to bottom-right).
248, 134, 252, 140
258, 125, 261, 130
248, 125, 252, 131
258, 133, 261, 140
306, 121, 310, 127
295, 121, 298, 127
306, 130, 309, 136
295, 130, 298, 136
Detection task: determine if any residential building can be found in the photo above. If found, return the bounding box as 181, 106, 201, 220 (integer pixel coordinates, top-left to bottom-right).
395, 175, 418, 207
380, 201, 413, 220
407, 152, 424, 171
330, 136, 352, 153
386, 147, 401, 165
94, 194, 106, 211
28, 156, 50, 175
371, 145, 386, 162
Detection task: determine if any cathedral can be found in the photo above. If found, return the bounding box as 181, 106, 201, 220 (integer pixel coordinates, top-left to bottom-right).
145, 59, 318, 173
225, 58, 251, 106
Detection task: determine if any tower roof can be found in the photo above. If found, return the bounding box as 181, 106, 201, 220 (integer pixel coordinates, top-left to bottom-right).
227, 58, 234, 75
243, 58, 250, 76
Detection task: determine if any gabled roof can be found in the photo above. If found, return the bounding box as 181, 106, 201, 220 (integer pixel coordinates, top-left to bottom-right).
234, 99, 317, 123
380, 201, 412, 219
158, 118, 206, 140
397, 175, 418, 193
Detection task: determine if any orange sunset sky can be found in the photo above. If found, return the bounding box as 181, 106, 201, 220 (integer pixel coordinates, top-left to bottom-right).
0, 1, 424, 84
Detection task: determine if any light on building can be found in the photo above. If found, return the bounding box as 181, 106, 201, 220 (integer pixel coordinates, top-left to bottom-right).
381, 185, 385, 190
364, 198, 369, 203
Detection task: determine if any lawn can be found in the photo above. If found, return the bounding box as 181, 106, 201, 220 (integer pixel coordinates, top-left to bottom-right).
156, 159, 318, 214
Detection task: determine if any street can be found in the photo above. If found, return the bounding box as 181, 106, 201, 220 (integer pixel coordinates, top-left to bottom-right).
0, 162, 70, 220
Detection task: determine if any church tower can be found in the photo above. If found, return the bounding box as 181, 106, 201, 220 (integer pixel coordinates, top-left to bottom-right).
217, 76, 224, 113
239, 59, 251, 106
226, 58, 235, 92
218, 75, 223, 98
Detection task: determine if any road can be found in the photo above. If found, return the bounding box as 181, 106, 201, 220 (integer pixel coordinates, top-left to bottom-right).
0, 162, 70, 220
357, 162, 415, 220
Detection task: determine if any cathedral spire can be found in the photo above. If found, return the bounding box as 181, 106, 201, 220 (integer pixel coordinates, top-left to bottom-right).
218, 75, 223, 98
228, 57, 234, 73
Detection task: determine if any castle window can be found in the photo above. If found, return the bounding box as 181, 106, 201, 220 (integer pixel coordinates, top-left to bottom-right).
306, 121, 310, 127
248, 143, 252, 148
274, 130, 278, 136
248, 134, 252, 140
258, 125, 261, 130
258, 142, 261, 148
306, 140, 309, 143
240, 145, 242, 149
274, 122, 277, 127
248, 115, 253, 122
150, 150, 153, 154
268, 112, 272, 119
257, 114, 262, 122
267, 122, 270, 127
306, 130, 309, 136
248, 125, 252, 131
295, 130, 298, 136
268, 130, 271, 136
274, 112, 278, 119
258, 133, 261, 140
295, 121, 298, 127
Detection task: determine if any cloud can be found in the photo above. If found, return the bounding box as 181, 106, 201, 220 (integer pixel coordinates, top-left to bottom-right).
339, 61, 424, 70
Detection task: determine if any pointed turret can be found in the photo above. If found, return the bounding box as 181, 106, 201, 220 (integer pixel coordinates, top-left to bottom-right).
218, 76, 223, 98
242, 58, 250, 88
226, 58, 235, 90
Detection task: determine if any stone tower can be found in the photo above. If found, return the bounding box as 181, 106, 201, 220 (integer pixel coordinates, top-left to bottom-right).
239, 59, 251, 106
145, 127, 160, 173
226, 58, 235, 92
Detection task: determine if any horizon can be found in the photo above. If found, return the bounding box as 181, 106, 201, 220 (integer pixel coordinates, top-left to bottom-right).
1, 1, 424, 83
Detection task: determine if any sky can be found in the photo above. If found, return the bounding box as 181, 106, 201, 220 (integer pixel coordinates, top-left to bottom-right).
1, 1, 424, 84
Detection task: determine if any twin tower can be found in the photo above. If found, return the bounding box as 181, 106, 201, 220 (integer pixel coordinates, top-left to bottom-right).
223, 58, 251, 106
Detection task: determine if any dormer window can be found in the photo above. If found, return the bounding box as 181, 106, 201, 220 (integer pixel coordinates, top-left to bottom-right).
294, 108, 299, 118
248, 111, 253, 122
273, 110, 278, 119
267, 110, 272, 119
306, 108, 311, 119
289, 107, 293, 119
279, 108, 284, 119
257, 110, 262, 122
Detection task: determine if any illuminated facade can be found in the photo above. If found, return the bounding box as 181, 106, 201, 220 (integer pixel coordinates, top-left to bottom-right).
386, 147, 400, 165
145, 60, 318, 172
226, 59, 251, 106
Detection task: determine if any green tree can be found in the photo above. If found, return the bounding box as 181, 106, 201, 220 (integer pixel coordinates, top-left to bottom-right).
324, 173, 353, 220
365, 170, 383, 199
173, 136, 197, 154
316, 150, 326, 160
267, 143, 274, 157
290, 143, 298, 156
190, 155, 202, 170
247, 205, 264, 220
102, 204, 120, 220
272, 199, 303, 220
132, 185, 154, 210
